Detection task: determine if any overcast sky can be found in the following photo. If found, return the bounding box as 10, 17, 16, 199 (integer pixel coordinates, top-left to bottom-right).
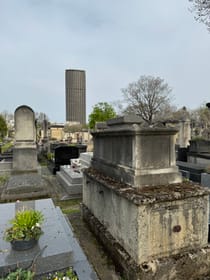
0, 0, 210, 123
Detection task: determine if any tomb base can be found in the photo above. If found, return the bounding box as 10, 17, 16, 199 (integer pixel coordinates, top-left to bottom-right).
0, 173, 50, 202
82, 204, 210, 280
82, 168, 210, 279
12, 146, 38, 173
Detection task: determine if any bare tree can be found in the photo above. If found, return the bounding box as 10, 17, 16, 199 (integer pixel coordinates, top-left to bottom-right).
190, 103, 210, 138
122, 75, 172, 125
189, 0, 210, 30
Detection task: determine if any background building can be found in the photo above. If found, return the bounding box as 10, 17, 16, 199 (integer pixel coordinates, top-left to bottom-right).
65, 69, 86, 125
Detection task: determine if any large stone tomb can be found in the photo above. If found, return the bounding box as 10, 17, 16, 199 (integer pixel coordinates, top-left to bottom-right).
0, 198, 98, 279
82, 116, 210, 280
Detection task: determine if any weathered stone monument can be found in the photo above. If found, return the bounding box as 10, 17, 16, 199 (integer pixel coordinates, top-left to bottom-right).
1, 105, 49, 201
82, 115, 210, 280
13, 105, 37, 172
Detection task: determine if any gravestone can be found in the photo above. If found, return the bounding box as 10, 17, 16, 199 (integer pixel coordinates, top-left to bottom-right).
49, 145, 87, 174
12, 105, 37, 172
1, 105, 50, 201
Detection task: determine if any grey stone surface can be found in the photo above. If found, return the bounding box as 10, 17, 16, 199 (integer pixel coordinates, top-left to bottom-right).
1, 172, 49, 201
106, 115, 142, 126
0, 198, 98, 279
91, 121, 182, 188
13, 105, 38, 172
0, 162, 12, 175
95, 122, 108, 130
56, 166, 82, 198
83, 169, 210, 266
201, 173, 210, 188
80, 152, 93, 168
14, 105, 36, 142
13, 148, 38, 172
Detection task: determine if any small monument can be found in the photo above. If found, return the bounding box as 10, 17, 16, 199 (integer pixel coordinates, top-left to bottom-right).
13, 105, 37, 172
82, 115, 210, 279
1, 105, 49, 201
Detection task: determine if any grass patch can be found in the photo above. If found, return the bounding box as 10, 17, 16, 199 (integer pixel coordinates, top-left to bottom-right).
62, 208, 80, 215
56, 199, 81, 215
0, 175, 9, 186
1, 142, 13, 153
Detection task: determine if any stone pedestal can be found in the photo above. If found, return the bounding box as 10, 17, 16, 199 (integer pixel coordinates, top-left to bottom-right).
91, 116, 182, 188
12, 144, 37, 172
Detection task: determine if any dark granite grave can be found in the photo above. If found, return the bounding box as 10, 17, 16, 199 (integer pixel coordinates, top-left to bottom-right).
0, 198, 98, 279
48, 145, 87, 174
176, 161, 206, 183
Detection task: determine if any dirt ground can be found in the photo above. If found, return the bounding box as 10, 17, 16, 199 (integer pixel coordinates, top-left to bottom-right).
67, 210, 122, 280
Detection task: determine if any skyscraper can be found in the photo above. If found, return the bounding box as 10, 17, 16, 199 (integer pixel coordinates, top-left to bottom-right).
65, 69, 86, 124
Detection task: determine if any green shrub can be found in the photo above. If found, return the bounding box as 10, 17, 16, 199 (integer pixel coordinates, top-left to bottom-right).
0, 268, 34, 280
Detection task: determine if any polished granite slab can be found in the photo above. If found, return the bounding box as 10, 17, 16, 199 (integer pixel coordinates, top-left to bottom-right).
0, 198, 98, 279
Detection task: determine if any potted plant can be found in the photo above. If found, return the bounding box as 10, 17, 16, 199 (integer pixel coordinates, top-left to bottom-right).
3, 208, 44, 251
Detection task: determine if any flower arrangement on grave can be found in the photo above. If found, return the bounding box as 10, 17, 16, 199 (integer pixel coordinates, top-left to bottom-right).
3, 208, 44, 250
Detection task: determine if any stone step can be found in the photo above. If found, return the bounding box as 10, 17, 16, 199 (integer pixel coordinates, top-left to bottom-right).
56, 171, 82, 196
59, 166, 83, 184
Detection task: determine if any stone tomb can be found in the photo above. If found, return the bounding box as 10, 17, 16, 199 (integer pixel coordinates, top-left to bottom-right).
82, 116, 210, 279
0, 198, 98, 279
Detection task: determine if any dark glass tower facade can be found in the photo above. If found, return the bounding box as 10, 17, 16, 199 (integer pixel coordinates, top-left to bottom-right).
65, 69, 86, 124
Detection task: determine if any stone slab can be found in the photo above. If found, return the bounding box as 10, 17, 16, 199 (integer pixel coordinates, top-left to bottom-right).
80, 152, 93, 168
0, 198, 98, 279
60, 166, 83, 184
106, 115, 143, 126
56, 170, 82, 198
201, 173, 210, 188
1, 173, 49, 201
